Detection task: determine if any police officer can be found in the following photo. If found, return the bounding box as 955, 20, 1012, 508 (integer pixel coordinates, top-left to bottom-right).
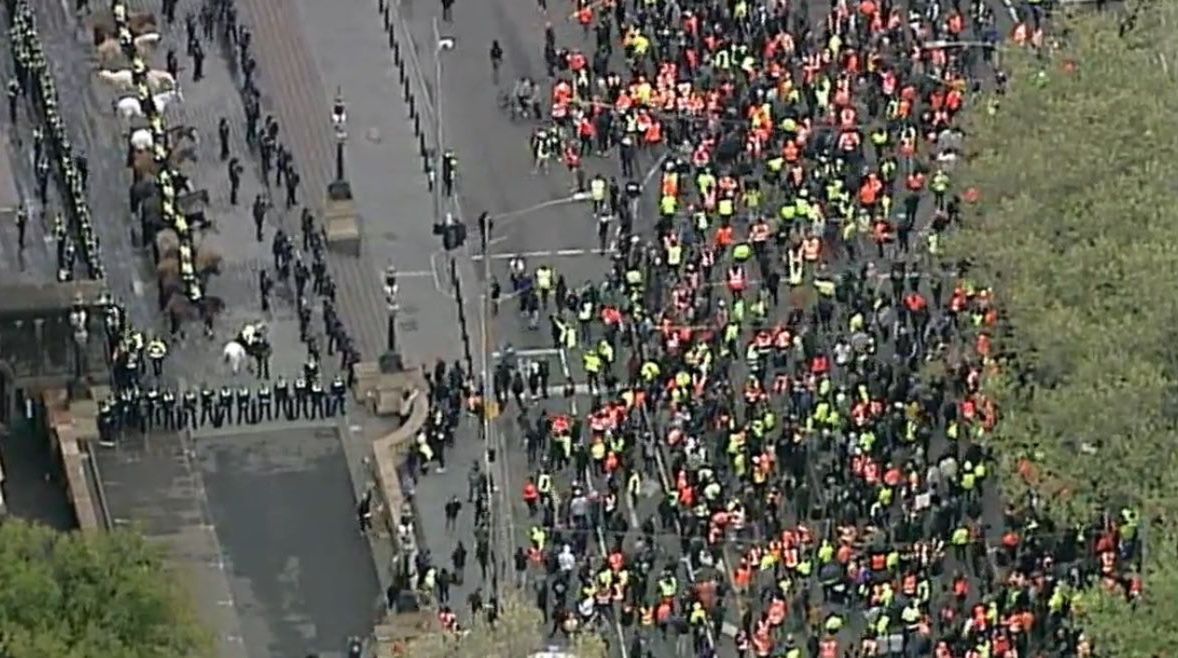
127, 387, 146, 434
217, 385, 233, 427
98, 397, 116, 445
328, 375, 347, 417
182, 387, 198, 429
293, 376, 308, 419
236, 384, 253, 425
275, 376, 292, 420
161, 387, 177, 430
199, 384, 216, 427
144, 386, 160, 430
146, 335, 168, 378
257, 380, 273, 422
309, 377, 325, 419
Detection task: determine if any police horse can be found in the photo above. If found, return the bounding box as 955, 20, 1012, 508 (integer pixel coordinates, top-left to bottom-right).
223, 322, 270, 375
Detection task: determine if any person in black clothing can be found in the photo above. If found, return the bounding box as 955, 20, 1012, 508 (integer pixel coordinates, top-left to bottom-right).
257, 381, 272, 422
451, 541, 467, 583
259, 269, 272, 313
199, 385, 215, 427
182, 388, 198, 429
236, 385, 252, 424
293, 377, 308, 419
475, 538, 490, 581
329, 375, 347, 416
252, 192, 268, 241
192, 40, 205, 81
309, 378, 325, 419
275, 377, 291, 420
227, 157, 243, 205
285, 169, 300, 208
218, 116, 231, 160
357, 490, 373, 532
217, 386, 233, 427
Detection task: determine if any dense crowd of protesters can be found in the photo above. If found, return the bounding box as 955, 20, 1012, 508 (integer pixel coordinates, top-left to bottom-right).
406, 0, 1145, 656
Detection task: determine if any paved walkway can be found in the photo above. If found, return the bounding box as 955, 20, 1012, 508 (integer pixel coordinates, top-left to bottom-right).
238, 0, 461, 365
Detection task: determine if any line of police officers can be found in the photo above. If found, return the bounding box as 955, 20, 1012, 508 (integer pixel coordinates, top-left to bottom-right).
97, 370, 351, 441
8, 0, 100, 283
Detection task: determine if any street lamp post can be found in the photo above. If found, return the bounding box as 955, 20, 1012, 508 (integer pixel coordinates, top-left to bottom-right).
332, 88, 348, 182
384, 266, 399, 354
432, 18, 455, 227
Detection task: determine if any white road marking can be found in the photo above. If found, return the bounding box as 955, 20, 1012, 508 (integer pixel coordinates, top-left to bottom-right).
471, 247, 611, 261
492, 347, 560, 359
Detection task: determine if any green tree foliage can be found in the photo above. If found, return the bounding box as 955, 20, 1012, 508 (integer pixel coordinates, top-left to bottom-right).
945, 2, 1178, 653
405, 594, 607, 658
0, 520, 210, 658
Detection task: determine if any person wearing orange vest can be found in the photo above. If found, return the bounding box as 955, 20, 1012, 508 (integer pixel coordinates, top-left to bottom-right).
522, 477, 540, 515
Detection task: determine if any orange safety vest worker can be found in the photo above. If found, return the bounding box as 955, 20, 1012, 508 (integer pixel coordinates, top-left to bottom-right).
802, 237, 821, 262
727, 266, 746, 293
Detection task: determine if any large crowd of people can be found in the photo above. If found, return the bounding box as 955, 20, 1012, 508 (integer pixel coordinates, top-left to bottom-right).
408, 0, 1143, 657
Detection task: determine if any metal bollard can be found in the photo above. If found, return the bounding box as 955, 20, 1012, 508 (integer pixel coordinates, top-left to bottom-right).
403, 77, 411, 101
419, 134, 428, 158
389, 27, 395, 49
408, 95, 417, 123
413, 113, 421, 136
393, 41, 400, 64
398, 62, 406, 84
383, 7, 390, 30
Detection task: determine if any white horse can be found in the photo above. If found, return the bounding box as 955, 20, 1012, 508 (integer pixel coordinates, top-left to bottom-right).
113, 96, 143, 118
222, 340, 248, 374
129, 127, 154, 150
98, 68, 176, 92
113, 89, 182, 119
132, 32, 162, 52
97, 68, 134, 89
154, 88, 183, 110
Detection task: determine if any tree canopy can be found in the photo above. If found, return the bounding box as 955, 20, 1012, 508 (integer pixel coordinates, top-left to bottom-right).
946, 2, 1178, 653
404, 594, 607, 658
0, 520, 210, 658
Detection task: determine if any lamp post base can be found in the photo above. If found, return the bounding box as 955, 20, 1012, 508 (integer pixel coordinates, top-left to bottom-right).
324, 180, 360, 256
378, 351, 404, 374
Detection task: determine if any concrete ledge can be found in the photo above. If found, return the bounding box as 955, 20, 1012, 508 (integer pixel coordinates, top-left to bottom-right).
370, 370, 428, 547
42, 387, 107, 533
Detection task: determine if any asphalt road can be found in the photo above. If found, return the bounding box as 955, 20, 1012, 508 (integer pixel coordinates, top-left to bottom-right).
196, 426, 382, 658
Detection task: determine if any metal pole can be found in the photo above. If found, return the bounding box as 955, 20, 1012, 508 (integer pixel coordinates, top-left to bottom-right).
387, 306, 397, 353
432, 17, 444, 226
336, 139, 346, 182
